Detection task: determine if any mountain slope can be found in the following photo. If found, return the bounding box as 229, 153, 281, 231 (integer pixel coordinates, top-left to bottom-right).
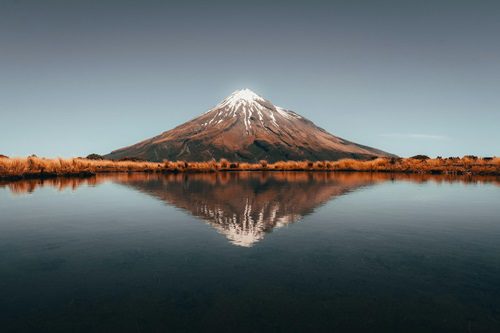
106, 89, 394, 162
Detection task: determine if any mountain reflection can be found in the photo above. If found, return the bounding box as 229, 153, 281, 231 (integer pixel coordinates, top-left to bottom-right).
2, 172, 499, 247
113, 172, 381, 247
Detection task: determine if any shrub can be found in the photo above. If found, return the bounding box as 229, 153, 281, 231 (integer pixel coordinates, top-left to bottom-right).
410, 155, 430, 160
219, 158, 229, 168
314, 161, 325, 169
259, 160, 268, 168
208, 160, 217, 169
86, 153, 104, 160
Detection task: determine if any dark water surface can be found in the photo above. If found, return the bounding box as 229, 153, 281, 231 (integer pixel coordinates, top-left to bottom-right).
1, 172, 499, 332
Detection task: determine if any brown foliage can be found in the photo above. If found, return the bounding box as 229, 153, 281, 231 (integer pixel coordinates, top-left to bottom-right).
219, 158, 229, 168
0, 156, 499, 179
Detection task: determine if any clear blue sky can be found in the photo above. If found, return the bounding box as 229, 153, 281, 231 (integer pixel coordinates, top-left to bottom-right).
1, 0, 499, 158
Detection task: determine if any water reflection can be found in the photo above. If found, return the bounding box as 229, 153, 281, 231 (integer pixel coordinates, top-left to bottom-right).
2, 172, 498, 248
114, 172, 384, 246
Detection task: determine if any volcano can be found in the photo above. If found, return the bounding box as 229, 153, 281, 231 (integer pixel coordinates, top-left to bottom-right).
106, 89, 394, 162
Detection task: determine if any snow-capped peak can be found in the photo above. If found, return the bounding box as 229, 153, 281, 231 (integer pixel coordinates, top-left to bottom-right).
215, 88, 266, 110
201, 89, 304, 133
228, 88, 264, 102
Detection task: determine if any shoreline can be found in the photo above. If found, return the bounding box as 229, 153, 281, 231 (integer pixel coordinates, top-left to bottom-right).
1, 168, 499, 182
1, 156, 499, 181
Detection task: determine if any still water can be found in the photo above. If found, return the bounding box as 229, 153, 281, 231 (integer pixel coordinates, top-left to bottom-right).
1, 172, 499, 332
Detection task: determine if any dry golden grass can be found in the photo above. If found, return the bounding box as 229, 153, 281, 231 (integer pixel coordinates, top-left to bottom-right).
0, 156, 499, 179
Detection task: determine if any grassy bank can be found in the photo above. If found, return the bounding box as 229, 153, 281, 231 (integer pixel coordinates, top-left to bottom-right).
0, 155, 499, 180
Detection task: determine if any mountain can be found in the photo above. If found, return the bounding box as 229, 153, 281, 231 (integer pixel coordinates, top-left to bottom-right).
105, 89, 394, 162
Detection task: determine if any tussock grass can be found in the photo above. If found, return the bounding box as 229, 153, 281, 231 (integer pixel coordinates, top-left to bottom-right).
0, 156, 499, 180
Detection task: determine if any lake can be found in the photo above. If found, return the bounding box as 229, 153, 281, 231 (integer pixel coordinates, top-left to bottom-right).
1, 172, 499, 332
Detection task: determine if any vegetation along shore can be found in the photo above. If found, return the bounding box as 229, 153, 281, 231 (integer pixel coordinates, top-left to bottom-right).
0, 155, 498, 181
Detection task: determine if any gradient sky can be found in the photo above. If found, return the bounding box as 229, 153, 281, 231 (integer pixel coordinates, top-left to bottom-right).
1, 0, 499, 158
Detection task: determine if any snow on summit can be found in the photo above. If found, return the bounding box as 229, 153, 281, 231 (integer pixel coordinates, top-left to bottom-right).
214, 89, 268, 113
205, 88, 300, 132
225, 89, 264, 103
